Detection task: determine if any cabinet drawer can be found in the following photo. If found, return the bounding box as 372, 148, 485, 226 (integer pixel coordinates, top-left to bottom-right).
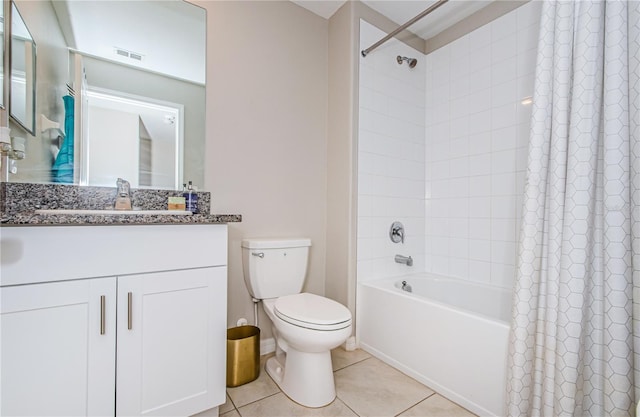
0, 224, 227, 286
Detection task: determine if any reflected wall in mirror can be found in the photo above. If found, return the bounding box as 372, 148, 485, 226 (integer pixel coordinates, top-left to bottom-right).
8, 0, 205, 190
10, 2, 36, 134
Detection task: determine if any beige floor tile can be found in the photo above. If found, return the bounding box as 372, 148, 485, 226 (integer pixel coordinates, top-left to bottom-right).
220, 409, 241, 417
331, 347, 371, 371
218, 393, 235, 415
227, 354, 280, 408
335, 357, 434, 417
398, 394, 477, 417
237, 392, 358, 417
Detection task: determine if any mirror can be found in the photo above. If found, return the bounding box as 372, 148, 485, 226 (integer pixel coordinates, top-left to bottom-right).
10, 2, 36, 134
0, 3, 4, 110
9, 0, 205, 189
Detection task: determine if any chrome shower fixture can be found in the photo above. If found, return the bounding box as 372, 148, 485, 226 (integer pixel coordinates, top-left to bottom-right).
397, 55, 417, 68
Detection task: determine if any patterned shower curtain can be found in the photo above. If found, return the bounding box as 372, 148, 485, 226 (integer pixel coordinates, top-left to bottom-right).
507, 1, 639, 416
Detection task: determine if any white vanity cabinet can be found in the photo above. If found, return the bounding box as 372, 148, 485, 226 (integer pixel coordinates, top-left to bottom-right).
0, 225, 228, 417
1, 277, 118, 416
116, 267, 226, 416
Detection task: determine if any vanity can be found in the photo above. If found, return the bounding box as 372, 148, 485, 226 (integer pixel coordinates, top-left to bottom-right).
0, 183, 242, 416
0, 0, 235, 413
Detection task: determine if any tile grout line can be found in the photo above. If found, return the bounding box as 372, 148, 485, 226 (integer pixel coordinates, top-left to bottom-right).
392, 392, 437, 417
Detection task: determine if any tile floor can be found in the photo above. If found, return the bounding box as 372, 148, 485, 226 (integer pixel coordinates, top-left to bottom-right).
218, 348, 477, 417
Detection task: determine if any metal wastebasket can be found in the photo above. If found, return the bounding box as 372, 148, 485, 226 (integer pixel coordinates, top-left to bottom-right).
226, 325, 260, 387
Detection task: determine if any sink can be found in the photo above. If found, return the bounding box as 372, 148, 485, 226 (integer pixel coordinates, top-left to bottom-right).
35, 209, 193, 216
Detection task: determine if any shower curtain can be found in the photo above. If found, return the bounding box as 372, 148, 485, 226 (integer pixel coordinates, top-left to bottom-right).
507, 1, 639, 416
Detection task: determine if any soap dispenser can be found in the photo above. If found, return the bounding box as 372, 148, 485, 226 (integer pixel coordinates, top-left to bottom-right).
183, 181, 198, 213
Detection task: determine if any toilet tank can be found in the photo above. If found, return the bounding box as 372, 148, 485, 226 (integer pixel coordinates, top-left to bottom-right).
241, 238, 311, 299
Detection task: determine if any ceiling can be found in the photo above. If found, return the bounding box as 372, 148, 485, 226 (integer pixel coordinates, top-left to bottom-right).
292, 0, 492, 40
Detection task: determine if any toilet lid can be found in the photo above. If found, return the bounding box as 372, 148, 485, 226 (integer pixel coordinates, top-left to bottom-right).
274, 293, 352, 331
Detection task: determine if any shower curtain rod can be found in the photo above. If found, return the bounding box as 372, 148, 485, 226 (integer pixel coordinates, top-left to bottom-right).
361, 0, 449, 57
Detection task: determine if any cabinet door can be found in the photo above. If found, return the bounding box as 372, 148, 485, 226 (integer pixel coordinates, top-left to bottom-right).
1, 278, 117, 416
116, 267, 227, 416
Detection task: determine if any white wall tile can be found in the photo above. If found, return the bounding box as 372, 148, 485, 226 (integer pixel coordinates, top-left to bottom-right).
469, 196, 491, 218
468, 260, 491, 283
468, 153, 492, 176
469, 239, 491, 262
493, 79, 518, 107
358, 6, 538, 290
469, 44, 492, 73
469, 67, 492, 93
491, 10, 517, 40
491, 56, 518, 85
469, 109, 492, 134
492, 125, 518, 151
469, 218, 491, 240
468, 131, 492, 154
491, 36, 517, 64
450, 157, 469, 178
469, 24, 491, 49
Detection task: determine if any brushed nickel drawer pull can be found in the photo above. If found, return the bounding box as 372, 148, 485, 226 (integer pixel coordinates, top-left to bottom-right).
127, 292, 133, 330
100, 295, 106, 335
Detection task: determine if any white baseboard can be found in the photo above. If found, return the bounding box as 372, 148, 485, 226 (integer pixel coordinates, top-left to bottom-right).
260, 337, 275, 355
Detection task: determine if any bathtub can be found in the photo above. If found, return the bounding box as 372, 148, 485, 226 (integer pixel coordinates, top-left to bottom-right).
357, 273, 511, 417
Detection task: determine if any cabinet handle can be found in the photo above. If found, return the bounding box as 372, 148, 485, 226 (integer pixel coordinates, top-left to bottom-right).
100, 295, 106, 335
127, 292, 133, 330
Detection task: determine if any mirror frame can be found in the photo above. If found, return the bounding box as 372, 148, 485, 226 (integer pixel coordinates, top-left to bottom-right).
9, 1, 36, 135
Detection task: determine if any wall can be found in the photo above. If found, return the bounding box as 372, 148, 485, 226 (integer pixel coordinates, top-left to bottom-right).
198, 0, 328, 341
424, 1, 541, 288
357, 20, 426, 282
326, 3, 357, 311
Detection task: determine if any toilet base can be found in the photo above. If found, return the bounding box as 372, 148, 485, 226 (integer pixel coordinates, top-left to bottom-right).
265, 349, 336, 408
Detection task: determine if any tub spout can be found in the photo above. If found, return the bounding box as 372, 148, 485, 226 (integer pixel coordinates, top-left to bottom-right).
395, 254, 413, 267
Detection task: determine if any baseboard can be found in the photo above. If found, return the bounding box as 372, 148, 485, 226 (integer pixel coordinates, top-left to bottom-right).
260, 337, 275, 355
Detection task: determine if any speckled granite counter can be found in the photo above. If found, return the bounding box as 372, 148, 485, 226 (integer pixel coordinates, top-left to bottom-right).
1, 183, 241, 226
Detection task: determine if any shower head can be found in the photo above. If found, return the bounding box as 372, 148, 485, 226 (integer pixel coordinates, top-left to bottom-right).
397, 55, 418, 68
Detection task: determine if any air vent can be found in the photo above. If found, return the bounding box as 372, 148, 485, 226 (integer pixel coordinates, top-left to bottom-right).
114, 47, 144, 62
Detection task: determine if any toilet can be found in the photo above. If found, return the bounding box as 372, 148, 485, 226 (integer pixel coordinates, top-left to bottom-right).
241, 238, 352, 408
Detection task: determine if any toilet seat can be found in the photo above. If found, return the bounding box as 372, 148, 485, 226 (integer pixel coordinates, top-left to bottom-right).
273, 293, 351, 331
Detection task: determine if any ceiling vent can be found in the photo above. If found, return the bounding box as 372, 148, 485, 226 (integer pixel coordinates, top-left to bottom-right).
114, 47, 144, 62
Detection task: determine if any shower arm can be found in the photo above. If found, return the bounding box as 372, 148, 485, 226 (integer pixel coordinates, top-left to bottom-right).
360, 0, 449, 58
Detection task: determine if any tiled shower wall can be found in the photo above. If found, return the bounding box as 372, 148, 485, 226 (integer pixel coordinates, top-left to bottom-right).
424, 1, 541, 289
357, 20, 426, 282
357, 1, 541, 289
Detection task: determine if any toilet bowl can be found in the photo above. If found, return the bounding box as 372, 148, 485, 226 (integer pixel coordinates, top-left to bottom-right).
240, 238, 353, 408
263, 293, 352, 407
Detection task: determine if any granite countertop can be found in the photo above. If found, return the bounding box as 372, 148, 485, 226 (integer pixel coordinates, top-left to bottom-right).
1, 212, 242, 226
0, 183, 242, 226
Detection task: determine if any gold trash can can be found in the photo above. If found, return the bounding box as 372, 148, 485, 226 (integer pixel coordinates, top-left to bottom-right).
226, 325, 260, 387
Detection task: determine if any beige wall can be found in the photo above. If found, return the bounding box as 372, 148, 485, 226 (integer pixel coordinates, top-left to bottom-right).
198, 0, 328, 339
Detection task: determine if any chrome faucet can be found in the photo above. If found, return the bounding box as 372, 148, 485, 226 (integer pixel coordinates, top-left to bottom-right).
395, 254, 413, 267
114, 178, 132, 210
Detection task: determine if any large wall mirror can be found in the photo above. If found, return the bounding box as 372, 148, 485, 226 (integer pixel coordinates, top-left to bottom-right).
0, 3, 5, 110
10, 2, 36, 134
8, 0, 205, 189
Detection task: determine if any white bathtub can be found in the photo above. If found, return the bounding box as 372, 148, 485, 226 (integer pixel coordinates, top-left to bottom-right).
357, 273, 512, 417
